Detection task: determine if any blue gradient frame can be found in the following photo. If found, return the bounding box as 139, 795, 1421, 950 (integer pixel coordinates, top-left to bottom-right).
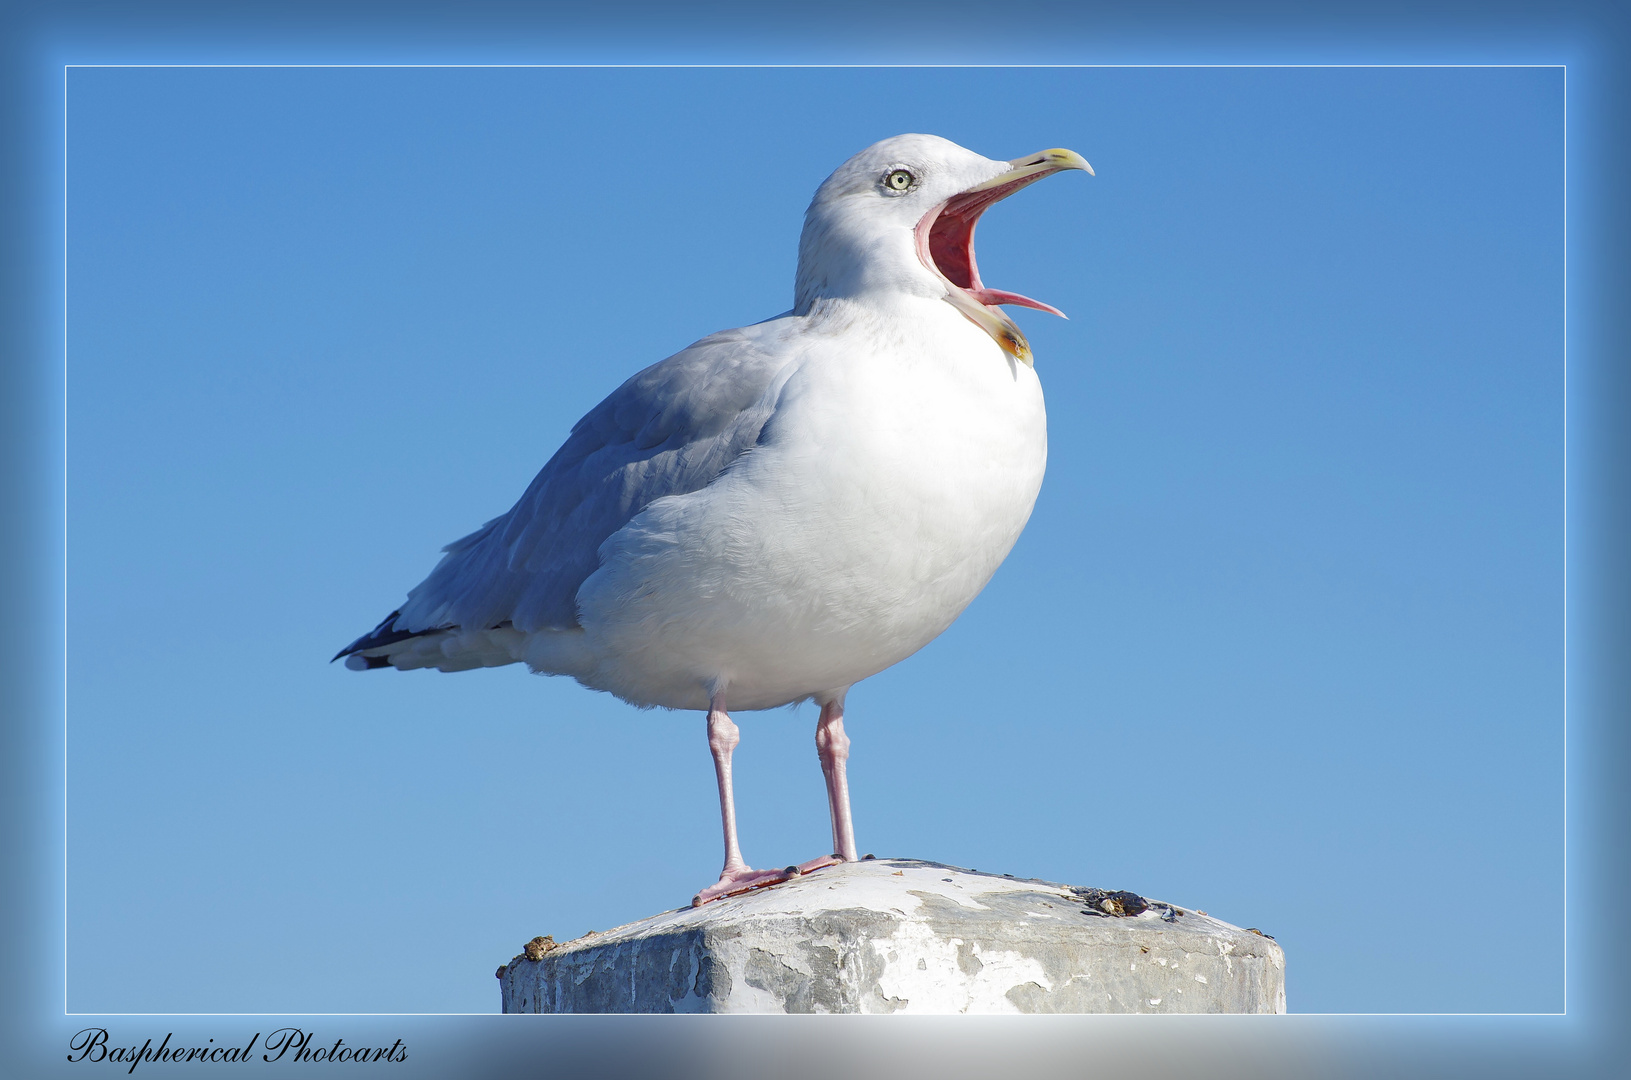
5, 3, 1626, 1078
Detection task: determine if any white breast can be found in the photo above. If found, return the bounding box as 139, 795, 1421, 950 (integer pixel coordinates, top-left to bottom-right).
541, 297, 1047, 711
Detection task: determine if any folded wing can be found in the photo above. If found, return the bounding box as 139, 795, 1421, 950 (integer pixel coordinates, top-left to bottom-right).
335, 324, 799, 664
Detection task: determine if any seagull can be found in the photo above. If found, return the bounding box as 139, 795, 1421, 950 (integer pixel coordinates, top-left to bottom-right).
335, 134, 1091, 906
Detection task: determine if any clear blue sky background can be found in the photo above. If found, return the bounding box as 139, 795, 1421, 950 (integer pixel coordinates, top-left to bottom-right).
66, 66, 1563, 1015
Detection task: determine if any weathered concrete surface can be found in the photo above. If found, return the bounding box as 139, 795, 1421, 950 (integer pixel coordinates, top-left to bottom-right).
498, 858, 1285, 1014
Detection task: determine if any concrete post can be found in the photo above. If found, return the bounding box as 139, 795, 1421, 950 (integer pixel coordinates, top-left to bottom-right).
497, 858, 1286, 1014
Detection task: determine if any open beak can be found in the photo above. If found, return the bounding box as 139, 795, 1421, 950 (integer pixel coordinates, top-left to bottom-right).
914, 148, 1093, 366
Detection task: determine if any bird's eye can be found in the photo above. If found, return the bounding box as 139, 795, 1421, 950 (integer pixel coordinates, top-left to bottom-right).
885, 169, 915, 192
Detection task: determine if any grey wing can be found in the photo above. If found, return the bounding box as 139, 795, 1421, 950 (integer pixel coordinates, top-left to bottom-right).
341, 326, 796, 655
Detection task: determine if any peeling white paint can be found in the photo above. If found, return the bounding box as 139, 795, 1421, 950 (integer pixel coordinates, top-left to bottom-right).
870, 922, 1054, 1014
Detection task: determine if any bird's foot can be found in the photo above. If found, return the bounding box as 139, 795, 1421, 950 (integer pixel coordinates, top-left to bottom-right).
793, 853, 845, 875
692, 866, 791, 907
691, 855, 848, 907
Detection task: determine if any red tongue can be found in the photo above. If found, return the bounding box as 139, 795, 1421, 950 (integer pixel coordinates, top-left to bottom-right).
968, 288, 1066, 318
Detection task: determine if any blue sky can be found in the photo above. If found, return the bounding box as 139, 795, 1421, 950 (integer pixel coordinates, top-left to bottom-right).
65, 66, 1563, 1014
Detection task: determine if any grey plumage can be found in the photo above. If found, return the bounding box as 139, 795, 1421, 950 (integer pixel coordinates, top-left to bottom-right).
338, 324, 797, 660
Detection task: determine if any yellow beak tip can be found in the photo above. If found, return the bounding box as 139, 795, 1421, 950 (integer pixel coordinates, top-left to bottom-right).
1043, 149, 1093, 175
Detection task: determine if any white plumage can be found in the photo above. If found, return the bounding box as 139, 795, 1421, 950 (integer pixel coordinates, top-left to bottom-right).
337, 133, 1090, 903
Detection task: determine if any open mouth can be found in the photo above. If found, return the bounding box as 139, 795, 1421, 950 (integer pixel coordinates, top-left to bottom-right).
913, 149, 1091, 365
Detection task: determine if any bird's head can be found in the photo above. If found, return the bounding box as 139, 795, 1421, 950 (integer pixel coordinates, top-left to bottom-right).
794, 133, 1092, 366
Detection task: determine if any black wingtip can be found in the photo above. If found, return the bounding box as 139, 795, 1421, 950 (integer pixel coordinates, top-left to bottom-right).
332, 609, 430, 664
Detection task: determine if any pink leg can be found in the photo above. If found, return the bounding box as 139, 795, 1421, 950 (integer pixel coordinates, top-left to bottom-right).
815, 700, 859, 862
692, 693, 791, 907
